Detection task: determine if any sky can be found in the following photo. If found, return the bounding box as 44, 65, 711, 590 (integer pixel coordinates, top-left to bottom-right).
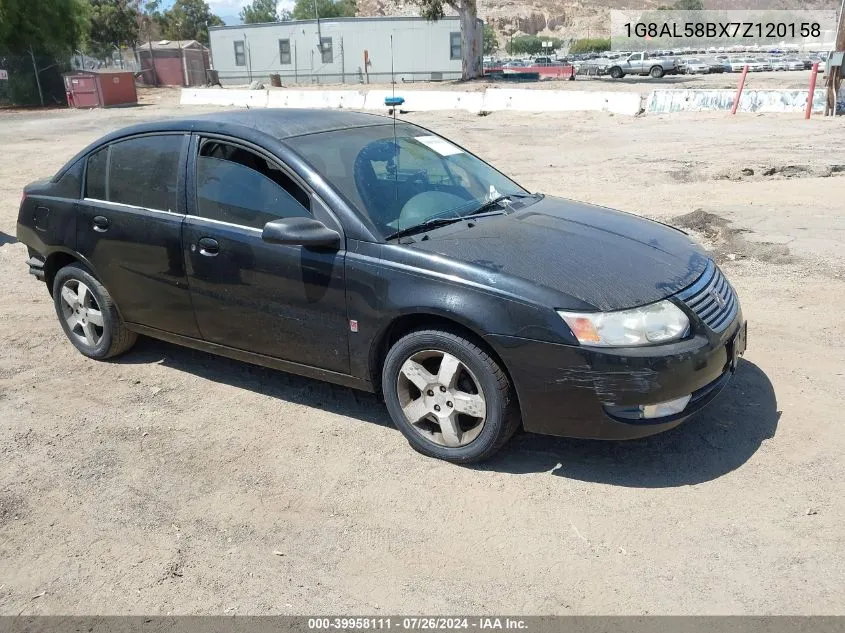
160, 0, 296, 26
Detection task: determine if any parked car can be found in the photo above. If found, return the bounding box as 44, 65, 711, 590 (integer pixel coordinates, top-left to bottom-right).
679, 58, 710, 74
707, 60, 726, 73
728, 58, 748, 72
770, 58, 789, 71
607, 52, 678, 78
16, 110, 746, 463
502, 60, 528, 74
785, 58, 806, 71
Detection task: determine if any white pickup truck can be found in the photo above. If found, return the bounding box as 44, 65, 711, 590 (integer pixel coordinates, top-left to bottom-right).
607, 52, 678, 79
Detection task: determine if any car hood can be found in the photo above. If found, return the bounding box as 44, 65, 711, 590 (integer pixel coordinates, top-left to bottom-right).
406, 196, 710, 311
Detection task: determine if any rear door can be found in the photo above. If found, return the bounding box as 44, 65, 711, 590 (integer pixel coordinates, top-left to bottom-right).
77, 133, 200, 337
183, 135, 349, 373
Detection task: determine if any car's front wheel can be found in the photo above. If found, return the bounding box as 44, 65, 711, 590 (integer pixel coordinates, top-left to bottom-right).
382, 330, 520, 463
53, 263, 137, 360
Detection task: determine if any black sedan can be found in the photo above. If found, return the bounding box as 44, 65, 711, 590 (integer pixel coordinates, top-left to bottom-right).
16, 110, 746, 463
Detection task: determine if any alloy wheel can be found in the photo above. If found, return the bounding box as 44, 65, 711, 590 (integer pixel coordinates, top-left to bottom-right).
396, 350, 487, 448
59, 279, 105, 348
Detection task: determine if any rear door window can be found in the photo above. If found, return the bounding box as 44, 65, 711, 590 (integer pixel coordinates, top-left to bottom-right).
85, 134, 185, 212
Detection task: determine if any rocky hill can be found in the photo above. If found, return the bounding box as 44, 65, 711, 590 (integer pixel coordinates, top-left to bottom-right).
356, 0, 838, 48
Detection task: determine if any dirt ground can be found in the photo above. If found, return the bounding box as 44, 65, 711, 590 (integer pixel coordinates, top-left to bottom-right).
1, 91, 844, 616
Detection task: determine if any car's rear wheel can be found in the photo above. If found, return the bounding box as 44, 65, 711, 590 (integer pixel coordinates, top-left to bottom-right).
53, 263, 137, 360
382, 330, 520, 463
650, 65, 665, 78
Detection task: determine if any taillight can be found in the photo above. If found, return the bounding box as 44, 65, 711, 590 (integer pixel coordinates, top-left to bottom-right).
20, 191, 27, 206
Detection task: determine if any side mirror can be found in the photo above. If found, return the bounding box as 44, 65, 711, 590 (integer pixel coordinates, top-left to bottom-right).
262, 217, 341, 249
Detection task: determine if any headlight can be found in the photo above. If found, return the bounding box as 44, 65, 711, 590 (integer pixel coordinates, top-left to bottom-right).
557, 300, 689, 347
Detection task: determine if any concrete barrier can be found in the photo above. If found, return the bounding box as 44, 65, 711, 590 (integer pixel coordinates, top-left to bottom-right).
647, 89, 827, 114
267, 89, 367, 109
180, 88, 268, 108
363, 90, 485, 113
481, 89, 643, 116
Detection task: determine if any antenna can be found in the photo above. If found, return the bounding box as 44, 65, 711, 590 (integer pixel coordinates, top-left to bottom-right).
383, 34, 404, 238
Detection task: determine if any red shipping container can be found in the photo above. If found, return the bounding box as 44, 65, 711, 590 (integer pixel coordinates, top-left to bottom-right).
63, 70, 138, 109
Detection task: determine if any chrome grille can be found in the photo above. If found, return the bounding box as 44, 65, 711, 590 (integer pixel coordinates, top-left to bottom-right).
676, 260, 738, 333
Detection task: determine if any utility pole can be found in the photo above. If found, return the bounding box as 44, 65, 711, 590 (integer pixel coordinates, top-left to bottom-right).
314, 0, 323, 57
244, 32, 253, 82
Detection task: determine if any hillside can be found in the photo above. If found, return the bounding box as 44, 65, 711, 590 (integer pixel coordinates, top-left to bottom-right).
355, 0, 839, 48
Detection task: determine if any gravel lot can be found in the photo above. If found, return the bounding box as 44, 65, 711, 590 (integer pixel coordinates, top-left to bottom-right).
1, 89, 844, 615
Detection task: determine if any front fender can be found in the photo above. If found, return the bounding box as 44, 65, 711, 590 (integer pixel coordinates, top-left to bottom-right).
344, 241, 576, 382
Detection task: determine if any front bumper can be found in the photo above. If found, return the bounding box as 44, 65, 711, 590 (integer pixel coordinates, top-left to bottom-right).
489, 315, 745, 440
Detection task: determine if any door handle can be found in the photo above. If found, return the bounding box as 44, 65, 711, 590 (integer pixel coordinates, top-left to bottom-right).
92, 215, 110, 232
197, 237, 219, 257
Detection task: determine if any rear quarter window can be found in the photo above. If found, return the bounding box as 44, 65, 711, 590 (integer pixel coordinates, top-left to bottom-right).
86, 148, 108, 200
53, 159, 84, 199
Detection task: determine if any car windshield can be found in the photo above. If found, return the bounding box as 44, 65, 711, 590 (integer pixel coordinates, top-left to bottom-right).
287, 123, 529, 239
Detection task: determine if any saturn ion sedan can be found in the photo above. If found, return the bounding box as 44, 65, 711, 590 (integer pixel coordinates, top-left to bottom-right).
17, 110, 746, 463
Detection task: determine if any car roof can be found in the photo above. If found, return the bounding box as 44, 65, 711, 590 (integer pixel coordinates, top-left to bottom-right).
127, 108, 393, 140
53, 108, 398, 181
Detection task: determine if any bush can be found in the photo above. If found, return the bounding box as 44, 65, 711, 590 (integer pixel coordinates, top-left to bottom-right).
569, 38, 612, 54
506, 35, 563, 56
7, 74, 40, 105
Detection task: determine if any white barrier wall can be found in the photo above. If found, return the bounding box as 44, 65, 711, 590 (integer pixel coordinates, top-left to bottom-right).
266, 89, 367, 109
481, 89, 643, 116
181, 87, 830, 117
180, 87, 643, 116
646, 89, 828, 114
180, 88, 268, 108
363, 90, 485, 113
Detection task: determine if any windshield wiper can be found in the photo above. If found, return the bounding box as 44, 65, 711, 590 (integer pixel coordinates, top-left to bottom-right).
466, 192, 538, 217
385, 193, 538, 241
385, 215, 467, 241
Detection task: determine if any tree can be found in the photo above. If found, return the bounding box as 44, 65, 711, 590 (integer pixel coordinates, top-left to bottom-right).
482, 23, 497, 55
86, 0, 140, 58
138, 0, 164, 43
568, 37, 611, 54
240, 0, 278, 23
160, 0, 224, 45
505, 34, 562, 55
412, 0, 481, 80
0, 0, 89, 104
291, 0, 355, 20
659, 0, 703, 9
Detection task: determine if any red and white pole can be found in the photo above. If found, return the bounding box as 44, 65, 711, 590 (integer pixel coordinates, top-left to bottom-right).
805, 62, 820, 120
731, 65, 749, 115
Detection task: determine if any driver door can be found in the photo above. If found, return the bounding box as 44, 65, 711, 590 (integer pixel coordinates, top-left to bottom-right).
626, 52, 643, 72
183, 135, 350, 373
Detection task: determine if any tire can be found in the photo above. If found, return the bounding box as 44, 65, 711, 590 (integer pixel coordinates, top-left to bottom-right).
382, 330, 520, 464
650, 65, 665, 79
52, 263, 137, 360
609, 66, 624, 79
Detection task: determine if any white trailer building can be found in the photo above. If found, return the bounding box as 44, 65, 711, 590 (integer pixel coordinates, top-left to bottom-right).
208, 16, 482, 86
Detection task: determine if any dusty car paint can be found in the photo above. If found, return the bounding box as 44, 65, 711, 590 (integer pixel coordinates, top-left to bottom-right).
17, 109, 744, 440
